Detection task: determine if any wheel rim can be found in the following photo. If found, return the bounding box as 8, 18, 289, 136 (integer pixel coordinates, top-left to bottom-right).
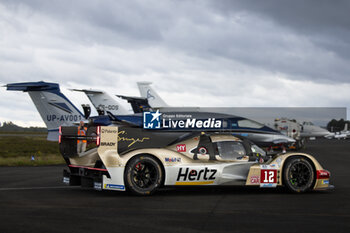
288, 161, 312, 189
132, 161, 158, 189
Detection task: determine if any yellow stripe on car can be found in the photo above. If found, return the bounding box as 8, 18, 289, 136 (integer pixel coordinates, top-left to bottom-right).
175, 181, 214, 185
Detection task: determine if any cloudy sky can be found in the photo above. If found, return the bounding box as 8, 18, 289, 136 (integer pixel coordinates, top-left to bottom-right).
0, 0, 349, 127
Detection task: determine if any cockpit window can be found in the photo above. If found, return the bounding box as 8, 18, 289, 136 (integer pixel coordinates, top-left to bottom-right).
237, 119, 264, 129
216, 141, 246, 160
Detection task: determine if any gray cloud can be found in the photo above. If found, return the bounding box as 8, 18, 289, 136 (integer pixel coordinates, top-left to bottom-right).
211, 0, 350, 80
0, 0, 349, 126
1, 0, 349, 83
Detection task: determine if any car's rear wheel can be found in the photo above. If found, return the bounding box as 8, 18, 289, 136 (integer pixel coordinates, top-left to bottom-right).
283, 156, 315, 193
124, 155, 163, 195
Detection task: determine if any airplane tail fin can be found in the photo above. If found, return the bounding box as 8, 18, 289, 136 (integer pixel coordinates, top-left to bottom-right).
137, 82, 168, 108
71, 89, 129, 115
116, 95, 152, 113
6, 81, 85, 141
344, 123, 348, 132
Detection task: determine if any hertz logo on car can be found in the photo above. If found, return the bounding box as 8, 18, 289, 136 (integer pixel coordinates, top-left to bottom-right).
177, 168, 217, 181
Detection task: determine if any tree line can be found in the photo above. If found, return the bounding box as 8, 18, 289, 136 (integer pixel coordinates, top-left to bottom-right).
327, 119, 350, 132
0, 121, 47, 132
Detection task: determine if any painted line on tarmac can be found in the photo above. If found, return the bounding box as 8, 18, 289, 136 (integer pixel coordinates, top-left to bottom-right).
0, 186, 80, 191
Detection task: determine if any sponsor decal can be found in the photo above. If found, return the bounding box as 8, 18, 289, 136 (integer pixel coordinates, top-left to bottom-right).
101, 128, 118, 134
165, 157, 181, 163
260, 165, 278, 188
94, 182, 102, 191
162, 118, 222, 129
100, 142, 116, 146
143, 111, 222, 129
276, 157, 282, 166
118, 130, 150, 147
176, 167, 217, 181
143, 110, 162, 129
104, 184, 125, 190
260, 183, 277, 188
176, 144, 186, 152
250, 175, 260, 184
63, 177, 70, 184
322, 180, 329, 185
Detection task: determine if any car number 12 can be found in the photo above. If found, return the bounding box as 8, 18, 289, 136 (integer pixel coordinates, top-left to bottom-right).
260, 169, 277, 184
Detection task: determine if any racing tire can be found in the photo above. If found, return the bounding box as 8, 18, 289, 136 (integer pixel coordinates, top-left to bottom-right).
124, 155, 163, 196
283, 156, 315, 193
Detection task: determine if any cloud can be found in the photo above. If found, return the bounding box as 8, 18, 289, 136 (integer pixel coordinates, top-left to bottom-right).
0, 0, 348, 127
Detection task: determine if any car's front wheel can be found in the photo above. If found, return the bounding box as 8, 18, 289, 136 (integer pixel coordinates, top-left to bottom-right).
283, 156, 315, 193
124, 155, 163, 195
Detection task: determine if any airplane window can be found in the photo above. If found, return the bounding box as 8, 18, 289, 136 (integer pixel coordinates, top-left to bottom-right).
216, 141, 246, 160
237, 119, 264, 129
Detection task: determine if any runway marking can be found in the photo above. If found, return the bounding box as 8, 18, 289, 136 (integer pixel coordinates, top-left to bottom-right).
0, 186, 80, 191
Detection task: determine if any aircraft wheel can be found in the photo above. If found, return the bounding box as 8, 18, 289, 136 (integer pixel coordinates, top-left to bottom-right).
124, 155, 163, 195
283, 156, 315, 193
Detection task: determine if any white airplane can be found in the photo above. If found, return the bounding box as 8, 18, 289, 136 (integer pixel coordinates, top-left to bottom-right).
6, 82, 87, 141
272, 118, 304, 148
6, 82, 131, 141
137, 81, 168, 108
137, 82, 333, 141
301, 121, 334, 138
70, 83, 296, 148
325, 123, 349, 139
342, 123, 350, 137
71, 89, 129, 115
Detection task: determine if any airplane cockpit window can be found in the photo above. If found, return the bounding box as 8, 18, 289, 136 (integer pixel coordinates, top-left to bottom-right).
237, 119, 264, 129
303, 122, 313, 126
216, 141, 246, 160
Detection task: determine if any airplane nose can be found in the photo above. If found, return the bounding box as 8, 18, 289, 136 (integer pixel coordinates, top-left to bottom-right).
272, 135, 296, 145
287, 137, 296, 143
281, 135, 296, 143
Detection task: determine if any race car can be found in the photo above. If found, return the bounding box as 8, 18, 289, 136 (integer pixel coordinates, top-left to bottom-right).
59, 126, 333, 195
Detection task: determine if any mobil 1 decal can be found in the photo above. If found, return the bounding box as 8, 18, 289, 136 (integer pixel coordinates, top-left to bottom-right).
260, 165, 278, 188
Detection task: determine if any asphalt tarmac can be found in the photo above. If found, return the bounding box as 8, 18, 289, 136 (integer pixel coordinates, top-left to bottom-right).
0, 139, 349, 233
